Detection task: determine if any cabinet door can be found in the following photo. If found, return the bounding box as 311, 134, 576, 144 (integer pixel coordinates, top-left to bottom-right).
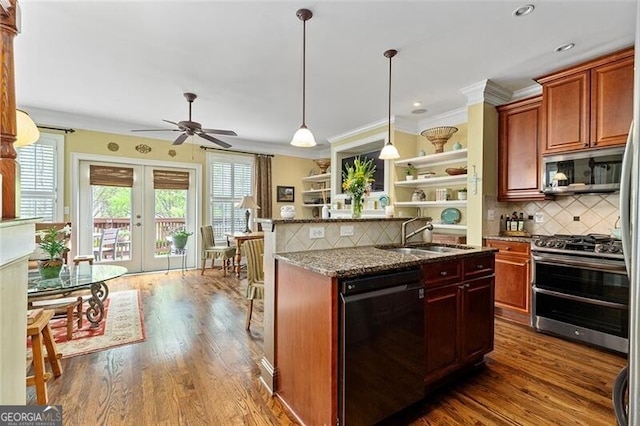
541, 71, 590, 154
494, 253, 530, 313
460, 277, 495, 363
425, 284, 460, 383
498, 96, 544, 201
590, 56, 634, 148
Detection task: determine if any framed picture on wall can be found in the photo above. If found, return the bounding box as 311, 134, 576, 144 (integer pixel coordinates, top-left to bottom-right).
277, 186, 295, 202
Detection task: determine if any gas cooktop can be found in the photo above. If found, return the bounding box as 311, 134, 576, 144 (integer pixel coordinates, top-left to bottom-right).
532, 234, 623, 258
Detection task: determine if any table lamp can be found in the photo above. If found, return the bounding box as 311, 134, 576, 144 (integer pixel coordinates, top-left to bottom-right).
237, 195, 260, 233
552, 172, 568, 187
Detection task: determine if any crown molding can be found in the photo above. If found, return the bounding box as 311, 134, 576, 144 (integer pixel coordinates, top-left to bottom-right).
23, 106, 329, 159
511, 83, 542, 101
328, 115, 419, 144
460, 79, 513, 107
417, 106, 468, 132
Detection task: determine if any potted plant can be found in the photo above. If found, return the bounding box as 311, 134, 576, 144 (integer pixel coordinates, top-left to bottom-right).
171, 229, 193, 250
36, 225, 71, 279
457, 187, 468, 200
406, 163, 416, 181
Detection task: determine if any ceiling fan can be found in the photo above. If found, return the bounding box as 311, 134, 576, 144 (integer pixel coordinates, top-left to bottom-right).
131, 92, 237, 148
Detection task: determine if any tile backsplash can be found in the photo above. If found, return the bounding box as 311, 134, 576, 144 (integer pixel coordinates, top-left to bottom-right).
491, 193, 620, 236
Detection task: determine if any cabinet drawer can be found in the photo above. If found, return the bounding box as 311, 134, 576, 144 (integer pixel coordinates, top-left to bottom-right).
485, 240, 530, 256
422, 260, 462, 288
463, 255, 495, 280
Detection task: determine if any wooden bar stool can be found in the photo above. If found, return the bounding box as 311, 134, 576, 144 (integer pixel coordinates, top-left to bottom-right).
29, 296, 84, 340
27, 309, 63, 404
73, 255, 94, 266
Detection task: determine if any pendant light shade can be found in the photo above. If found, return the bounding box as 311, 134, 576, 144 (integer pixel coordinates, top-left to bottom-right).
379, 49, 400, 160
291, 8, 316, 147
15, 109, 40, 147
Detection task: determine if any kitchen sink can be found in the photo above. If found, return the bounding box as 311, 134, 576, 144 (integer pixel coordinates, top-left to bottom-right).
384, 247, 434, 256
419, 246, 466, 253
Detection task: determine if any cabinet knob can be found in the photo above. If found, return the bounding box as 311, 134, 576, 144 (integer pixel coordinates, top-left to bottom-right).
584, 143, 589, 147
458, 285, 465, 289
476, 264, 484, 269
440, 271, 448, 276
505, 247, 511, 251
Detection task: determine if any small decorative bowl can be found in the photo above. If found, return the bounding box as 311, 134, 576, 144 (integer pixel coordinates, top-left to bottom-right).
445, 167, 467, 176
421, 126, 459, 153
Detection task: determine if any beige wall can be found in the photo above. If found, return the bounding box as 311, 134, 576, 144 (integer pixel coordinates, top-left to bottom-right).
60, 129, 313, 222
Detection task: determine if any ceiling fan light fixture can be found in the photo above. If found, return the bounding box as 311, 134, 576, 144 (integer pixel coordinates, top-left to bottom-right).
291, 124, 316, 148
291, 8, 316, 148
379, 49, 400, 161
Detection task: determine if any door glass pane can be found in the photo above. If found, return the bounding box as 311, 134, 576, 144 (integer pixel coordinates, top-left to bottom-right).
154, 188, 187, 256
92, 185, 132, 262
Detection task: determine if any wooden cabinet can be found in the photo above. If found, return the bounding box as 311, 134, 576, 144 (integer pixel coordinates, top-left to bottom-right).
537, 47, 633, 154
497, 96, 545, 201
423, 254, 495, 385
485, 239, 531, 326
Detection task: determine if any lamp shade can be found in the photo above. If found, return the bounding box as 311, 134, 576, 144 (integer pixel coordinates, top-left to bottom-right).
379, 141, 400, 160
553, 172, 568, 181
15, 109, 40, 147
291, 125, 316, 147
237, 195, 260, 210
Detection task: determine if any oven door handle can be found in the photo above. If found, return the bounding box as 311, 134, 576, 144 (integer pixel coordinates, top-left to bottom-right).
532, 254, 627, 274
533, 286, 629, 310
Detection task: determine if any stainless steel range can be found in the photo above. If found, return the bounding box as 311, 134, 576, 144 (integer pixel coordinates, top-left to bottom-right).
531, 234, 629, 353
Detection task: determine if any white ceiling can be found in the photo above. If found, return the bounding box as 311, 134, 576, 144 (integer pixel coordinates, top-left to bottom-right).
14, 1, 637, 158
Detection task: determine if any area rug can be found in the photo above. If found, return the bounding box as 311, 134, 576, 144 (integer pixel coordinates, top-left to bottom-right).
30, 290, 146, 359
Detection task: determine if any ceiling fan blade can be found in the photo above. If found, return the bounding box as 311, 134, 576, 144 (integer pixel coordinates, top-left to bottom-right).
172, 133, 189, 145
197, 132, 232, 148
200, 128, 238, 136
131, 128, 181, 132
162, 119, 181, 127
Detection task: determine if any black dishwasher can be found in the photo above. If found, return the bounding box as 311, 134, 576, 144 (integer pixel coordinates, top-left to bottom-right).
339, 269, 425, 425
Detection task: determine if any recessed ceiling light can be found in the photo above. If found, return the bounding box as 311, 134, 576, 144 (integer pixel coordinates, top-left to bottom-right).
513, 4, 535, 17
411, 108, 428, 115
555, 43, 575, 52
413, 101, 422, 107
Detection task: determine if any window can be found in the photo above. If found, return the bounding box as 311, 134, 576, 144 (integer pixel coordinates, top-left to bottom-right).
16, 133, 64, 221
208, 153, 253, 235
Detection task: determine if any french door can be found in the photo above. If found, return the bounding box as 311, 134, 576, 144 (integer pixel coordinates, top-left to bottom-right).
76, 159, 198, 273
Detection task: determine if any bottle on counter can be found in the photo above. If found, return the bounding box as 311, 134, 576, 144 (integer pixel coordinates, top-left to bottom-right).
518, 212, 525, 231
500, 215, 505, 233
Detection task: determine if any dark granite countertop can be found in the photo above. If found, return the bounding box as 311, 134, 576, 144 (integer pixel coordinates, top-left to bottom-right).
257, 217, 406, 225
274, 244, 497, 278
484, 235, 532, 243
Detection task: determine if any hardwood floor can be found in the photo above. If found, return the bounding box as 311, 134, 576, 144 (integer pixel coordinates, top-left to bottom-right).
33, 270, 626, 425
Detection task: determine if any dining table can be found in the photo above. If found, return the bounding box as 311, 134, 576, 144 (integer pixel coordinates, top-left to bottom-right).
225, 231, 264, 278
27, 264, 128, 327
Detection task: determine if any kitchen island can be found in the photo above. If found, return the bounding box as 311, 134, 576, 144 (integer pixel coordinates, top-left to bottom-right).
273, 243, 496, 425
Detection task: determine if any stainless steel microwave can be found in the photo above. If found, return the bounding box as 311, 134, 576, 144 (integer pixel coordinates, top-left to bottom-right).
541, 146, 625, 195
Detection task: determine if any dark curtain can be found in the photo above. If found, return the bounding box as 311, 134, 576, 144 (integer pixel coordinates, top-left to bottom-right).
254, 155, 272, 231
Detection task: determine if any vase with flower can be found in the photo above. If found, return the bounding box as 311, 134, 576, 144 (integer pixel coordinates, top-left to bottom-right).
36, 225, 71, 279
342, 156, 376, 219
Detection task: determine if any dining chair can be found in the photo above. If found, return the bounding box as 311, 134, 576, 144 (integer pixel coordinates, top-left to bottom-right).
243, 238, 264, 330
200, 225, 236, 276
93, 228, 119, 261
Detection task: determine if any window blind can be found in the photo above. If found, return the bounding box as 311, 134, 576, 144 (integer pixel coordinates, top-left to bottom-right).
153, 170, 190, 190
209, 154, 253, 235
89, 165, 134, 187
17, 137, 57, 221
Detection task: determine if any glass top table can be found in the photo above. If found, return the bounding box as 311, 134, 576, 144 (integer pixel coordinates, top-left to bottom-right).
28, 264, 128, 327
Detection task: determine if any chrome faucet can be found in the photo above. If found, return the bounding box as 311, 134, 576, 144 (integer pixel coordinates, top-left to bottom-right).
401, 217, 434, 246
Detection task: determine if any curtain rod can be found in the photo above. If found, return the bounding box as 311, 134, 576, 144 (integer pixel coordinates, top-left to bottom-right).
37, 125, 75, 134
199, 145, 274, 158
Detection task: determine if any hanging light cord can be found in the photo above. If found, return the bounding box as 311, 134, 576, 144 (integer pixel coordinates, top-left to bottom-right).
302, 15, 307, 127
388, 50, 392, 143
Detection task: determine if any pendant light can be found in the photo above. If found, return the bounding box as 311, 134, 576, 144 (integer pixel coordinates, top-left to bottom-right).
379, 49, 400, 160
291, 8, 316, 147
